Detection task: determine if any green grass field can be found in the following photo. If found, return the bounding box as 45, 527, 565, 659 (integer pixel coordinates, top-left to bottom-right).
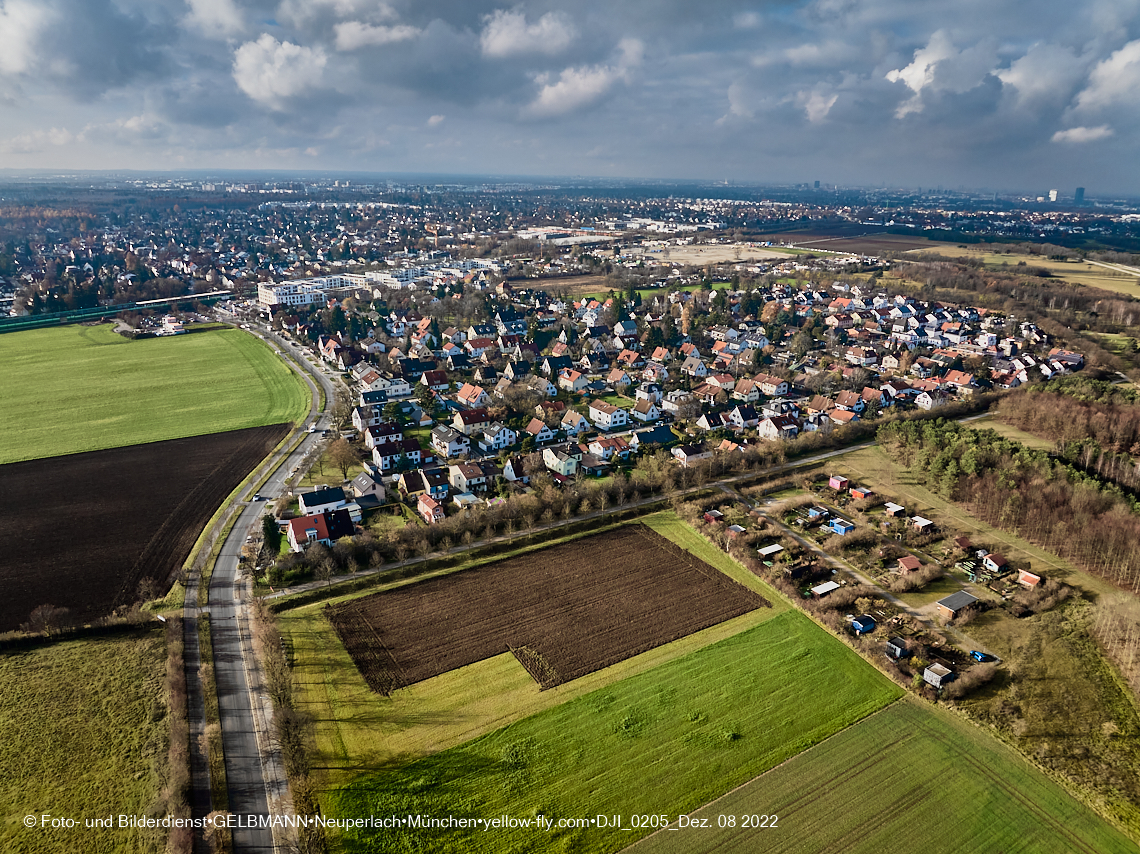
330, 610, 902, 854
628, 698, 1140, 854
0, 630, 170, 854
0, 323, 309, 463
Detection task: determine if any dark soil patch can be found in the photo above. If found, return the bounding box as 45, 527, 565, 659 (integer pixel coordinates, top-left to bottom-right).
0, 424, 289, 631
326, 524, 768, 693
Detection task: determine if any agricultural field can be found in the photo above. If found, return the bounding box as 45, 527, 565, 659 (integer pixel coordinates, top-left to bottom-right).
753, 229, 934, 255
278, 512, 788, 783
906, 243, 1140, 297
627, 243, 793, 265
330, 610, 903, 854
326, 525, 768, 693
0, 424, 288, 631
628, 698, 1140, 854
0, 323, 308, 464
0, 628, 170, 854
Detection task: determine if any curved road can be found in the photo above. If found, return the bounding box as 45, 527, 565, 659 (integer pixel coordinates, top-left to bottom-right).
193, 319, 341, 853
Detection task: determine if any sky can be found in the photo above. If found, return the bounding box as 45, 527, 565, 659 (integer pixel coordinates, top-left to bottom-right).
0, 0, 1138, 194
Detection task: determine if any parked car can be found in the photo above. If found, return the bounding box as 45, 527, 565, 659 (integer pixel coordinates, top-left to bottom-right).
969, 650, 997, 662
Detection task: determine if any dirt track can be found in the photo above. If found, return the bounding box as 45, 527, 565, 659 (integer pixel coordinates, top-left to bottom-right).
327, 524, 768, 693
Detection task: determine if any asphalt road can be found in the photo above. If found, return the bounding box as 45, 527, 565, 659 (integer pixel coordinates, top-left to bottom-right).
200, 319, 340, 853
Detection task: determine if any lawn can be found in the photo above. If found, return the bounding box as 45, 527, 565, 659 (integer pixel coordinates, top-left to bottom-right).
279, 513, 788, 787
330, 610, 902, 853
0, 323, 309, 463
628, 697, 1140, 854
0, 629, 171, 854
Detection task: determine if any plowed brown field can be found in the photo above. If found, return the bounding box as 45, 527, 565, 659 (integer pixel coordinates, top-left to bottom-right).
0, 424, 288, 631
326, 524, 768, 694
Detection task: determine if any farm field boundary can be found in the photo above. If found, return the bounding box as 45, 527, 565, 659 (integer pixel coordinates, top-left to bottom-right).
626, 697, 1140, 854
0, 424, 289, 632
0, 323, 308, 464
329, 610, 903, 854
325, 524, 768, 694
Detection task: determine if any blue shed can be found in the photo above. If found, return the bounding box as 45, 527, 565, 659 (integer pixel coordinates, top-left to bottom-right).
829, 518, 855, 535
851, 615, 876, 634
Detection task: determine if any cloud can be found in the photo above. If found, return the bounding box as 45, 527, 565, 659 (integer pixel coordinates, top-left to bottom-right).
481, 9, 576, 57
2, 126, 73, 153
797, 89, 838, 123
0, 0, 51, 76
233, 34, 327, 109
527, 38, 641, 117
1075, 39, 1140, 111
996, 43, 1084, 107
885, 31, 997, 118
185, 0, 243, 39
427, 114, 445, 126
334, 21, 419, 50
1052, 125, 1113, 143
733, 11, 761, 30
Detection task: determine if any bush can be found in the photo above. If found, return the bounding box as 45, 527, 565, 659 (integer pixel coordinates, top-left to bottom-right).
943, 663, 999, 699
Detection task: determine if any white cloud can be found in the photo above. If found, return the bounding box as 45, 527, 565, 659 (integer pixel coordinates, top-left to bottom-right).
1075, 39, 1140, 111
885, 31, 996, 118
233, 34, 327, 110
185, 0, 244, 39
886, 30, 955, 116
0, 0, 52, 76
277, 0, 389, 27
427, 114, 445, 126
481, 9, 576, 57
996, 43, 1084, 107
530, 65, 618, 116
1052, 125, 1113, 143
797, 89, 838, 123
527, 38, 641, 117
334, 21, 419, 51
2, 126, 73, 153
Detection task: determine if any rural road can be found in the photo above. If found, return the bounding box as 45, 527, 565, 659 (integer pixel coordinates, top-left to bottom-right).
188, 318, 341, 853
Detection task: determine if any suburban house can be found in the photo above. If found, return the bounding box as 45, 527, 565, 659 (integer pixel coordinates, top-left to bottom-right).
561, 410, 590, 436
350, 472, 386, 503
543, 444, 580, 477
753, 373, 790, 396
363, 422, 403, 450
631, 398, 661, 422
558, 369, 589, 393
399, 468, 450, 501
298, 487, 348, 516
286, 509, 354, 552
523, 417, 556, 445
417, 493, 445, 524
371, 438, 427, 472
449, 462, 488, 493
456, 382, 490, 408
672, 444, 712, 467
431, 425, 471, 458
757, 415, 799, 441
453, 408, 491, 436
589, 400, 629, 431
477, 422, 518, 453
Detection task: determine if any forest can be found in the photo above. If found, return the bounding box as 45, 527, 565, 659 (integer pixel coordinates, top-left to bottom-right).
996, 377, 1140, 493
876, 419, 1140, 595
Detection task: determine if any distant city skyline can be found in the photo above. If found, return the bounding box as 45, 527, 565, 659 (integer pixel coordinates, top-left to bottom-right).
0, 1, 1137, 194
